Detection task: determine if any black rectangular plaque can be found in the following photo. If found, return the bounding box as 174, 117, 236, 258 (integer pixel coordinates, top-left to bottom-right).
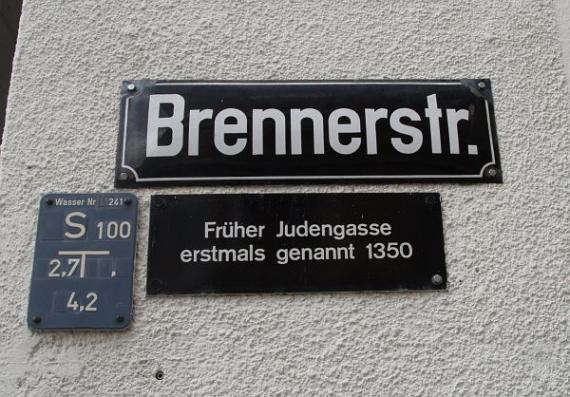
28, 193, 138, 330
116, 80, 501, 186
147, 194, 446, 294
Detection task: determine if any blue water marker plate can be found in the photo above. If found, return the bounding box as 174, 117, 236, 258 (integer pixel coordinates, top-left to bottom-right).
27, 193, 138, 330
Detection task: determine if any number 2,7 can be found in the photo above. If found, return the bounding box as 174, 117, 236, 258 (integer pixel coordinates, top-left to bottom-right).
66, 292, 98, 312
49, 258, 82, 278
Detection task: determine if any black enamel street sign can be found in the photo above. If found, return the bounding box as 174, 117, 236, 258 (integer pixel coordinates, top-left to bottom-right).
147, 194, 446, 294
116, 80, 502, 186
28, 193, 138, 330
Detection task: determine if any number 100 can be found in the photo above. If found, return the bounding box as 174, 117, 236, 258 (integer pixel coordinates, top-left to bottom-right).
96, 221, 131, 239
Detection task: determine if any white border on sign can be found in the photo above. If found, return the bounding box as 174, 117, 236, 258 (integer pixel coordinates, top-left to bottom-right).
120, 81, 497, 182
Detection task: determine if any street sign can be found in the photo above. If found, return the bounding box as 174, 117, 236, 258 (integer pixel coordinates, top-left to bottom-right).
147, 193, 447, 294
116, 80, 501, 186
28, 193, 138, 330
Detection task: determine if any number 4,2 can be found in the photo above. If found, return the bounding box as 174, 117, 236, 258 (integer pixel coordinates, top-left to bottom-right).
66, 292, 98, 312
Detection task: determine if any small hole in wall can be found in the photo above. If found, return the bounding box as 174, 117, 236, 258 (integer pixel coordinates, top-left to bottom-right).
155, 370, 164, 380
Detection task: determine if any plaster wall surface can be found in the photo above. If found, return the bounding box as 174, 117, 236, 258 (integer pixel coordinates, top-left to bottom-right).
0, 1, 568, 396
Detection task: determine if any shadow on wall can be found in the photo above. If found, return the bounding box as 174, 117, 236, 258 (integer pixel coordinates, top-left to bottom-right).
0, 0, 23, 149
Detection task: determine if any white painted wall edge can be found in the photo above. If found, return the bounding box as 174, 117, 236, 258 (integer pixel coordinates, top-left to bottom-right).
556, 0, 570, 90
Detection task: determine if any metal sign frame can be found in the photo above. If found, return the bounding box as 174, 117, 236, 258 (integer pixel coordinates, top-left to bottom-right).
147, 193, 447, 294
27, 193, 138, 331
116, 79, 502, 187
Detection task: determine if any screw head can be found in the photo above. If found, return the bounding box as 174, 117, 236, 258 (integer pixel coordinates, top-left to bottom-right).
118, 172, 129, 181
127, 83, 136, 92
46, 198, 54, 206
477, 81, 486, 89
32, 316, 41, 324
116, 315, 125, 323
431, 274, 443, 286
155, 370, 164, 380
485, 167, 498, 177
424, 195, 438, 206
150, 279, 163, 292
124, 198, 132, 206
154, 198, 166, 209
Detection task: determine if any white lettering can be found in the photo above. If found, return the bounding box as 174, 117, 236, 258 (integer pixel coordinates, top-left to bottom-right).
425, 94, 442, 154
390, 108, 423, 154
146, 94, 184, 157
290, 108, 325, 155
252, 109, 287, 155
64, 212, 87, 239
446, 108, 469, 154
214, 108, 247, 155
328, 108, 361, 155
364, 108, 388, 155
188, 109, 213, 156
145, 94, 471, 157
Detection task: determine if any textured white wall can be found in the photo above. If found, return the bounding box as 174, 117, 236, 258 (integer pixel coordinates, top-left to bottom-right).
0, 0, 569, 395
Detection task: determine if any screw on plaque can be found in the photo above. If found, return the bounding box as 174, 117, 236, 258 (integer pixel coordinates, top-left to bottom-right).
155, 370, 164, 380
118, 172, 130, 182
127, 82, 136, 92
116, 315, 125, 324
485, 166, 499, 178
32, 316, 41, 324
124, 198, 132, 206
150, 279, 163, 292
424, 195, 438, 206
46, 198, 54, 206
431, 274, 444, 286
154, 198, 166, 208
477, 81, 486, 89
